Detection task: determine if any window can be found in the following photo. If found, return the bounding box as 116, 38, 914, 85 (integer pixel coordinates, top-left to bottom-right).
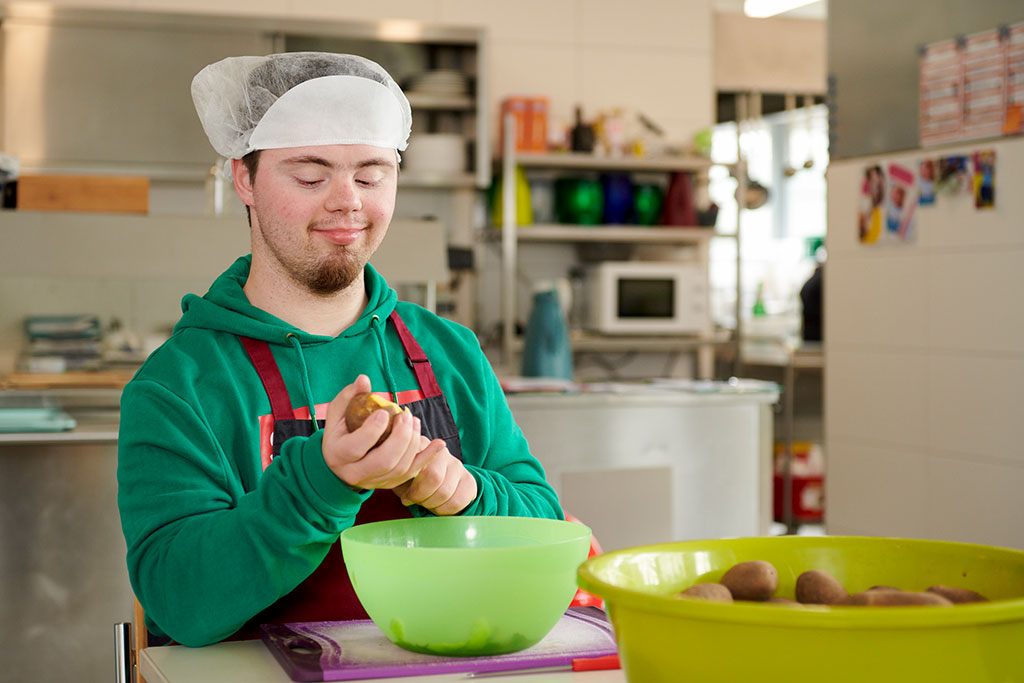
707, 104, 828, 329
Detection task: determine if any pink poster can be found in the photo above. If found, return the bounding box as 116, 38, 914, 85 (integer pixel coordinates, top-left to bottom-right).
885, 163, 918, 241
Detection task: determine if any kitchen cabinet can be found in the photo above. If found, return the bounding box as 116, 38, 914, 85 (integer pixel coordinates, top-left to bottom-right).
494, 116, 746, 379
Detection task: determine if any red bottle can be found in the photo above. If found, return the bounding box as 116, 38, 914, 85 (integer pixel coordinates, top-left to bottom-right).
660, 171, 697, 227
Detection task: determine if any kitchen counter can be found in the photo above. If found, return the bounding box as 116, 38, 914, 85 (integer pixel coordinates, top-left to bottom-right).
506, 379, 780, 551
0, 387, 121, 444
3, 381, 776, 681
0, 397, 130, 683
141, 640, 626, 683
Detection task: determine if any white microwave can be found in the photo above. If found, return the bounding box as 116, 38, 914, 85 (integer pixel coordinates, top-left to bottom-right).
583, 261, 709, 335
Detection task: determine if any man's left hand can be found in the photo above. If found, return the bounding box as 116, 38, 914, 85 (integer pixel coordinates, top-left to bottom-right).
393, 440, 477, 516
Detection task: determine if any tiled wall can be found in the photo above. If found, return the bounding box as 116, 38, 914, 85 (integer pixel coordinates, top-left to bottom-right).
824, 137, 1024, 549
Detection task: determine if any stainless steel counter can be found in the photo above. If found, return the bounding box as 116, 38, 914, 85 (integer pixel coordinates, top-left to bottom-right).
1, 391, 131, 683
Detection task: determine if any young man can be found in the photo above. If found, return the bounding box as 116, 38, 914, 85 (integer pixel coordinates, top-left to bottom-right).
117, 53, 562, 647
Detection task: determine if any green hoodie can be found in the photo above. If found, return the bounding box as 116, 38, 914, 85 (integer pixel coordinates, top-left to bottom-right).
117, 255, 562, 646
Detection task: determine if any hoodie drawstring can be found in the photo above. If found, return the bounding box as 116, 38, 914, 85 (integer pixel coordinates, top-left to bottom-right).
286, 333, 320, 431
371, 315, 400, 403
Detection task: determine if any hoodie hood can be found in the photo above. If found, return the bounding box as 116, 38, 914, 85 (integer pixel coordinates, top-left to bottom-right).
175, 255, 397, 345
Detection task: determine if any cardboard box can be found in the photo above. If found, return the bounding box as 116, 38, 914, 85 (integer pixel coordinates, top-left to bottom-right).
15, 174, 149, 214
500, 96, 549, 153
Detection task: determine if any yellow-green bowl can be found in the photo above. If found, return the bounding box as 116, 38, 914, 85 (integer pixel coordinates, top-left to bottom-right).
577, 536, 1024, 682
340, 516, 591, 656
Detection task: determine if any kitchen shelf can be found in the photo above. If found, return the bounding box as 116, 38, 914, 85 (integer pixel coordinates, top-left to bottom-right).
399, 171, 478, 189
490, 224, 729, 243
405, 92, 475, 110
496, 114, 748, 380
509, 151, 714, 172
510, 330, 733, 354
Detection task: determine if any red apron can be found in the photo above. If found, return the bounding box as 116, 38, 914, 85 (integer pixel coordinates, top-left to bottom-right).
234, 311, 462, 638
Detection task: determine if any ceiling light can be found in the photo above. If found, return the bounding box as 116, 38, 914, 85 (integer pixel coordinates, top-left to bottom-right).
743, 0, 818, 18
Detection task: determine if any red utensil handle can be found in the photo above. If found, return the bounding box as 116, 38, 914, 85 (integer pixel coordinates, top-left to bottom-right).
571, 654, 621, 671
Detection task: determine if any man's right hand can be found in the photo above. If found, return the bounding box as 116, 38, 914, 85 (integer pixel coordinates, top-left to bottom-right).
321, 375, 428, 491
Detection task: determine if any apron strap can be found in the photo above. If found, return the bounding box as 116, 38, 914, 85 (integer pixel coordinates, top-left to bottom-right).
238, 336, 294, 422
388, 311, 442, 398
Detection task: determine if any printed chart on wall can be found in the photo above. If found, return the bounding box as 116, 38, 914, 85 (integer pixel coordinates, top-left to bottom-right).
919, 21, 1024, 147
857, 148, 996, 245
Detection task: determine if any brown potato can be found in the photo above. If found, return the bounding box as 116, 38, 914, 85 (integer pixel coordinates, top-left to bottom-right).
344, 392, 407, 446
839, 589, 953, 607
678, 582, 733, 602
719, 560, 778, 601
866, 585, 900, 592
795, 569, 849, 605
926, 585, 988, 604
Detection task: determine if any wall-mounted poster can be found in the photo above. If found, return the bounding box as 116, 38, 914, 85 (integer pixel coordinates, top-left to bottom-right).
858, 164, 886, 244
886, 163, 918, 241
919, 158, 936, 206
919, 22, 1024, 145
973, 149, 996, 208
937, 155, 971, 196
1007, 22, 1024, 135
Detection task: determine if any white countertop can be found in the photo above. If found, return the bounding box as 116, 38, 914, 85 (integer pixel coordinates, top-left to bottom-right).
141, 641, 627, 683
504, 378, 780, 409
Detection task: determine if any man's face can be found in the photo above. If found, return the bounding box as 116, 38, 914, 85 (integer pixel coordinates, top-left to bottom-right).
236, 144, 398, 295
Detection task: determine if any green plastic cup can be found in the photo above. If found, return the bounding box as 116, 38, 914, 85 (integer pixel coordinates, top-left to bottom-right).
341, 516, 591, 656
578, 536, 1024, 682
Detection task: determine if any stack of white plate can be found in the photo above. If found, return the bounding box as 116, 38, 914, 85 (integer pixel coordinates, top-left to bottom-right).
408, 69, 467, 95
402, 133, 465, 173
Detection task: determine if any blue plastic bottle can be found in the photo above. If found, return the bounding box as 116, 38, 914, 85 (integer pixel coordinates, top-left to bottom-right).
521, 287, 573, 380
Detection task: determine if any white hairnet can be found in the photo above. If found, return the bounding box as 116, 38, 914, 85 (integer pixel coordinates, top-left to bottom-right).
191, 52, 412, 159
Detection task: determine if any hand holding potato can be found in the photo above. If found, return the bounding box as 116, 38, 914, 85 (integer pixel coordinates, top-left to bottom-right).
345, 391, 409, 447
321, 376, 425, 491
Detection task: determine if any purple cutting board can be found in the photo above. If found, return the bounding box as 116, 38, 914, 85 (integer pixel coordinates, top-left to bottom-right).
261, 606, 618, 681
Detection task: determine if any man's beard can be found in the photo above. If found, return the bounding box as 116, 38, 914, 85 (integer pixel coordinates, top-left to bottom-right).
303, 251, 362, 295
257, 218, 366, 296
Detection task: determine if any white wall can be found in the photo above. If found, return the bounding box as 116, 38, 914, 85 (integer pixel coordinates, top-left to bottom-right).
714, 12, 826, 93
825, 136, 1024, 549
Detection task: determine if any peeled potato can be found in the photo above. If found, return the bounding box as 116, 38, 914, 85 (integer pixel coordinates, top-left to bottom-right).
345, 392, 407, 446
678, 582, 733, 603
765, 596, 801, 606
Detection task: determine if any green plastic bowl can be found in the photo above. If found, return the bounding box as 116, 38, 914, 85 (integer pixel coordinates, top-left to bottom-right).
577, 536, 1024, 682
340, 516, 591, 656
